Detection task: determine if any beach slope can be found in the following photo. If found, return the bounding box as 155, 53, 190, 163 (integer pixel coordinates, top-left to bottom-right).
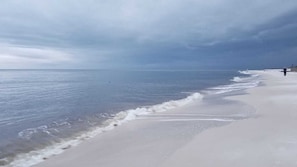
34, 70, 297, 167
161, 70, 297, 167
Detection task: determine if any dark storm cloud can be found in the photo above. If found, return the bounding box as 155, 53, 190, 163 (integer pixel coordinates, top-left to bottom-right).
0, 0, 297, 69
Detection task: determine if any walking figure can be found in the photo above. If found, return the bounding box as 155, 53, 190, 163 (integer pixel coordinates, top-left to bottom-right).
283, 68, 287, 76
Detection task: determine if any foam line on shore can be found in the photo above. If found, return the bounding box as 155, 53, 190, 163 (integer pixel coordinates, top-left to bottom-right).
158, 69, 297, 166
158, 118, 235, 122
7, 70, 259, 167
207, 70, 260, 94
7, 92, 204, 167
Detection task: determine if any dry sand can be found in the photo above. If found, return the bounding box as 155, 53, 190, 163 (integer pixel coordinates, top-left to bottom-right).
33, 69, 297, 167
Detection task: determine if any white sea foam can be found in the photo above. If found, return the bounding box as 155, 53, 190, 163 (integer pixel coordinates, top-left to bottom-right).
7, 92, 203, 167
159, 118, 235, 122
231, 76, 243, 82
211, 82, 260, 94
210, 70, 260, 94
238, 70, 251, 75
18, 125, 52, 140
17, 120, 72, 141
103, 92, 203, 127
7, 139, 81, 167
8, 71, 260, 167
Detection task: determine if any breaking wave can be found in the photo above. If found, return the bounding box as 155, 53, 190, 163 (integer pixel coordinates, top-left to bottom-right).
209, 70, 260, 94
7, 93, 203, 167
6, 70, 261, 167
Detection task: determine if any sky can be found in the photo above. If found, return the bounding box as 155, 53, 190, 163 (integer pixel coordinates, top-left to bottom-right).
0, 0, 297, 70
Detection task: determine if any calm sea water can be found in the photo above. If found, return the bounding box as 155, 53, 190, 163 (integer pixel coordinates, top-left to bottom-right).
0, 69, 243, 165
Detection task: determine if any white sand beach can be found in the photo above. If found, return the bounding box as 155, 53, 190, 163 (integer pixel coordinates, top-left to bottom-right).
33, 69, 297, 167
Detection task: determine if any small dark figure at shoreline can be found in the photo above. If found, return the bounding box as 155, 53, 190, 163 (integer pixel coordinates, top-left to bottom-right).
283, 68, 287, 76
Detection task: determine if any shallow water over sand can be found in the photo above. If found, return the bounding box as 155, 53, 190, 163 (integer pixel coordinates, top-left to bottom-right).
0, 70, 257, 166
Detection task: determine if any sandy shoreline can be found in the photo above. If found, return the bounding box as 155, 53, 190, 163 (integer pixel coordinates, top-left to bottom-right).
160, 70, 297, 167
33, 69, 297, 167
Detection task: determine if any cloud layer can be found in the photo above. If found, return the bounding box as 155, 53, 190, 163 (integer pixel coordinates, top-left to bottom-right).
1, 0, 297, 69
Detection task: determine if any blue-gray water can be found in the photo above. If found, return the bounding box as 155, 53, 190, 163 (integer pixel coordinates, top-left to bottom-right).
0, 69, 243, 165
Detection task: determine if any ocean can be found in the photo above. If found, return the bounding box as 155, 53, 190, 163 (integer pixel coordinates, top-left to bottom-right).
0, 69, 259, 166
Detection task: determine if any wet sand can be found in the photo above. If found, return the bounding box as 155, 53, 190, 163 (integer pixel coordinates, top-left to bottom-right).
33, 69, 297, 167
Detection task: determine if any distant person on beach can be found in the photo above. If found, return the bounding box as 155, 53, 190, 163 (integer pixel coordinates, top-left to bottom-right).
283, 68, 287, 76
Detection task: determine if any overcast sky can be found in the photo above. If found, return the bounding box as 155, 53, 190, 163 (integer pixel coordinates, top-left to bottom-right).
0, 0, 297, 69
